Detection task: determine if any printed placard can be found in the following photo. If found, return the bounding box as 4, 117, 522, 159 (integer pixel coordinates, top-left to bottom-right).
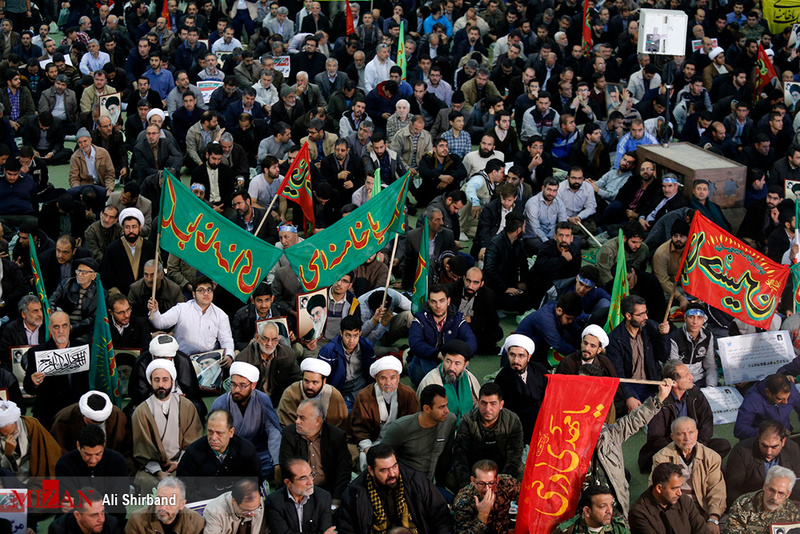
35, 345, 90, 376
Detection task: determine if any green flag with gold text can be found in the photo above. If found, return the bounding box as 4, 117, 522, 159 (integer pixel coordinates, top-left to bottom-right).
158, 171, 284, 302
284, 171, 411, 292
604, 228, 629, 332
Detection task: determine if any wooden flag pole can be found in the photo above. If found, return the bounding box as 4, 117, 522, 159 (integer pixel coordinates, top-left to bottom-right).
618, 378, 667, 385
576, 221, 603, 248
663, 293, 675, 324
380, 234, 400, 310
150, 228, 161, 319
254, 194, 281, 237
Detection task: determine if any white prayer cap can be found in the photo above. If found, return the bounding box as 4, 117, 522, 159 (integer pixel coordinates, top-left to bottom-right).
230, 362, 260, 383
300, 358, 331, 377
0, 401, 21, 428
502, 334, 535, 356
79, 391, 113, 422
146, 358, 177, 382
369, 356, 402, 378
582, 324, 609, 348
119, 207, 145, 228
708, 47, 724, 60
150, 334, 179, 358
146, 108, 166, 121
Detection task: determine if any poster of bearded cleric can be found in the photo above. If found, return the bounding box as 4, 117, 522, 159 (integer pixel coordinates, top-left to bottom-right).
297, 288, 328, 342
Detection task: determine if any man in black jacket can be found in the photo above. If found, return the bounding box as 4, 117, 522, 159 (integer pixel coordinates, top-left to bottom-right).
176, 409, 262, 501
493, 334, 547, 443
529, 221, 581, 305
38, 234, 90, 295
473, 183, 524, 258
409, 81, 445, 128
265, 458, 333, 532
638, 360, 730, 473
737, 185, 790, 251
337, 443, 454, 534
107, 293, 151, 352
0, 295, 45, 372
402, 207, 457, 290
725, 419, 800, 506
483, 213, 529, 313
606, 295, 670, 415
447, 267, 502, 353
279, 399, 352, 503
229, 190, 279, 245
319, 138, 365, 205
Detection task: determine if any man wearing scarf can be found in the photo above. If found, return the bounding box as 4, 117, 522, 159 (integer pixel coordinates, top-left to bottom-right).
351, 357, 420, 470
338, 443, 453, 534
416, 339, 480, 423
132, 359, 203, 494
100, 207, 156, 295
210, 362, 282, 481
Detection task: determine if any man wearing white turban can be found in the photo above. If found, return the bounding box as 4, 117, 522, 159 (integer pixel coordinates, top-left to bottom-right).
493, 334, 547, 443
350, 356, 420, 470
50, 390, 132, 458
100, 205, 157, 295
0, 400, 63, 487
276, 358, 349, 429
210, 362, 283, 481
131, 358, 203, 494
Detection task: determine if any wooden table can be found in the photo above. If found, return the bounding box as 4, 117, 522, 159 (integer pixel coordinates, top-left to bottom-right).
636, 142, 746, 208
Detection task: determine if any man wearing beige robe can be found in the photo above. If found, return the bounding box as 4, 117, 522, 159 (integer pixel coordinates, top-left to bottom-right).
277, 358, 349, 429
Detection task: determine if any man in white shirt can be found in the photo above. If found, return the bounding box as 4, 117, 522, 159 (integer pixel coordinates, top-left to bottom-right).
211, 26, 243, 53
148, 276, 235, 365
249, 155, 286, 220
364, 43, 395, 92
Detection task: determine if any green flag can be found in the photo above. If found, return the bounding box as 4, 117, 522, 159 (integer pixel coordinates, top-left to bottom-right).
792, 263, 800, 313
285, 171, 411, 292
411, 216, 429, 313
604, 228, 629, 333
371, 169, 382, 199
159, 170, 284, 302
398, 21, 407, 80
90, 275, 121, 407
30, 241, 51, 341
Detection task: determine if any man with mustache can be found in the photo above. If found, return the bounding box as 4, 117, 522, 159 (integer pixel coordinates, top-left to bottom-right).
555, 485, 625, 533
556, 325, 618, 390
277, 357, 349, 429
100, 207, 156, 295
127, 478, 204, 534
209, 362, 282, 482
176, 408, 261, 501
492, 334, 546, 443
415, 340, 480, 423
652, 219, 691, 310
726, 466, 800, 532
131, 359, 203, 493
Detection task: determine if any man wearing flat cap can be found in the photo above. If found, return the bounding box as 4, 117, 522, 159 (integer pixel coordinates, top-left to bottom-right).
277, 358, 349, 429
127, 334, 206, 420
416, 339, 481, 423
493, 334, 547, 443
68, 127, 116, 200
50, 390, 132, 459
25, 311, 91, 429
49, 256, 106, 342
101, 206, 157, 295
351, 356, 420, 470
210, 362, 283, 481
132, 358, 203, 493
0, 400, 63, 488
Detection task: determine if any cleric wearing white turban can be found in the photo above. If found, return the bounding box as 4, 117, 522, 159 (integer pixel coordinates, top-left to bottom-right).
146, 358, 177, 383
79, 391, 113, 423
230, 362, 260, 384
300, 357, 332, 377
0, 400, 63, 483
119, 207, 145, 229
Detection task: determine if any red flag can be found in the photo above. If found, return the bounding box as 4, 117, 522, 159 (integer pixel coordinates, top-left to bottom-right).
581, 1, 592, 56
276, 141, 315, 233
676, 212, 789, 329
345, 1, 356, 35
754, 44, 778, 102
161, 0, 171, 29
516, 375, 618, 534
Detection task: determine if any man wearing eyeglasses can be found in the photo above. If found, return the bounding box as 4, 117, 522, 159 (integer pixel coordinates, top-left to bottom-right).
209, 362, 282, 482
204, 478, 267, 534
453, 459, 520, 534
265, 457, 334, 533
149, 275, 235, 369
107, 292, 151, 352
177, 408, 262, 502
49, 257, 106, 343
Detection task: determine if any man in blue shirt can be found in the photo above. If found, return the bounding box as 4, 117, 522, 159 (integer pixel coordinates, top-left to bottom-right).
142, 51, 174, 103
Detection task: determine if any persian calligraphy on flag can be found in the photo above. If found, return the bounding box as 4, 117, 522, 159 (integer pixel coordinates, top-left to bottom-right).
516, 375, 618, 534
158, 170, 284, 302
284, 171, 411, 292
677, 212, 789, 330
411, 216, 429, 313
754, 43, 779, 102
